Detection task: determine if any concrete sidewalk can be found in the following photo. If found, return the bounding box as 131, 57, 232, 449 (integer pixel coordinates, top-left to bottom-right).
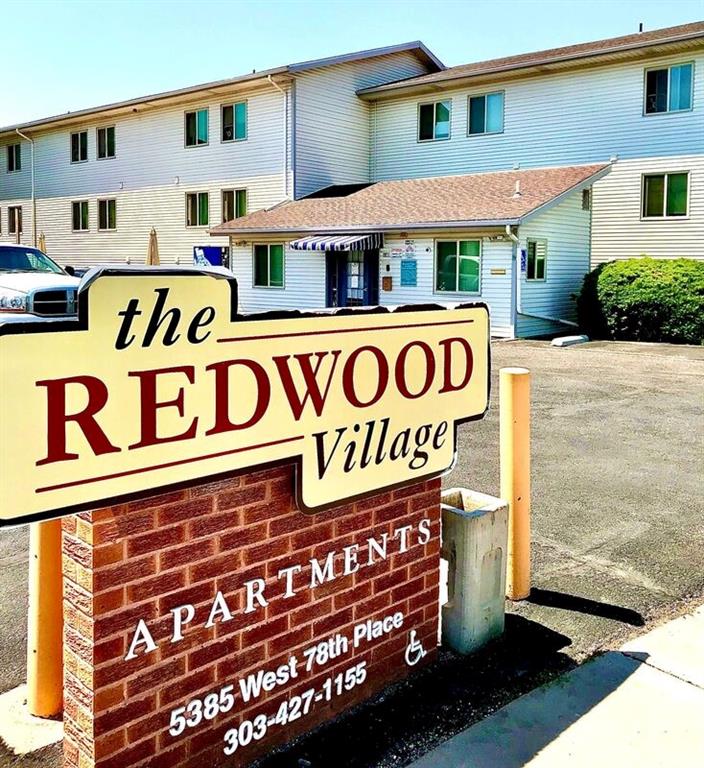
409, 604, 704, 768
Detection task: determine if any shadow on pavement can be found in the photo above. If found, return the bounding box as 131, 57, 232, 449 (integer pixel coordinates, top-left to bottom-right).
411, 650, 649, 768
253, 615, 576, 768
527, 588, 645, 626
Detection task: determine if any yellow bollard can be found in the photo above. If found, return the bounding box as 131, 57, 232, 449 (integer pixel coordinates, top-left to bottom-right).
500, 367, 531, 601
27, 519, 64, 717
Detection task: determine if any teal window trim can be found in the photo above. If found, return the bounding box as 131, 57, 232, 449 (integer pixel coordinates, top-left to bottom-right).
221, 101, 248, 142
96, 126, 116, 160
641, 172, 690, 219
8, 206, 22, 234
467, 91, 505, 136
71, 200, 90, 232
253, 243, 285, 289
98, 198, 117, 231
186, 192, 209, 227
433, 239, 482, 294
221, 189, 247, 223
525, 238, 547, 281
185, 108, 209, 147
7, 143, 21, 173
643, 61, 694, 115
70, 131, 88, 163
418, 99, 452, 142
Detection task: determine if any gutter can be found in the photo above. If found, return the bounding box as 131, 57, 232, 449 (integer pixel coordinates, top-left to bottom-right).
504, 224, 578, 333
267, 76, 289, 199
357, 29, 704, 97
210, 217, 521, 236
15, 129, 36, 247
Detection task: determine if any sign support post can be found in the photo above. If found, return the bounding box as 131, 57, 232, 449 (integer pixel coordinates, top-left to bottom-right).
500, 367, 531, 601
27, 519, 63, 717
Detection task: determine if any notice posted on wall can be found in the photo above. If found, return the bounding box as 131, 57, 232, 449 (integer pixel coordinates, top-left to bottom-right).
400, 259, 418, 287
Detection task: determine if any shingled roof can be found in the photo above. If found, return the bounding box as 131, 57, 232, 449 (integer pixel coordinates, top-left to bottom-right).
211, 164, 610, 235
358, 22, 704, 97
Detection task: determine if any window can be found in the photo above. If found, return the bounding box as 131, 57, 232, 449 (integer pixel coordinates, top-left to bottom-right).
97, 126, 116, 159
253, 244, 284, 288
642, 172, 688, 218
186, 192, 209, 226
7, 144, 21, 172
222, 189, 247, 222
418, 100, 451, 141
71, 131, 88, 163
8, 206, 22, 235
582, 189, 591, 211
645, 62, 693, 114
526, 239, 547, 280
185, 109, 208, 146
222, 102, 247, 142
435, 240, 480, 293
98, 199, 116, 230
72, 201, 89, 231
468, 92, 504, 135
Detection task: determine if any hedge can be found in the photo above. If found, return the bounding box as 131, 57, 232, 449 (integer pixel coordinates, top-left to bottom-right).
577, 258, 704, 345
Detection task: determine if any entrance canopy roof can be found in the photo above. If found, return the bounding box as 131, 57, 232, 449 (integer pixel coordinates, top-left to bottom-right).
290, 233, 383, 251
211, 163, 610, 237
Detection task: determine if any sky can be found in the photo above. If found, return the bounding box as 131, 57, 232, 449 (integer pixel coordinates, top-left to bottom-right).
2, 0, 702, 126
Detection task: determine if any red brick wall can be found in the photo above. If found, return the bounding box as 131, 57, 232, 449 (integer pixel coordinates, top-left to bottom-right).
62, 465, 440, 768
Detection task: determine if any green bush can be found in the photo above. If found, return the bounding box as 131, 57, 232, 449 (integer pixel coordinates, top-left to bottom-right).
577, 258, 704, 344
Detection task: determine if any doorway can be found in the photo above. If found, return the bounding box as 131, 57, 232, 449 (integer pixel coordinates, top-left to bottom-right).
325, 250, 379, 308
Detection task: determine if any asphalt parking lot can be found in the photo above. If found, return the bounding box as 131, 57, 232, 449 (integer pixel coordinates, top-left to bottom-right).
1, 339, 702, 768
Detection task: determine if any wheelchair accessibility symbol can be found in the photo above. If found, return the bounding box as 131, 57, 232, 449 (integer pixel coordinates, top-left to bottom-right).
404, 629, 428, 667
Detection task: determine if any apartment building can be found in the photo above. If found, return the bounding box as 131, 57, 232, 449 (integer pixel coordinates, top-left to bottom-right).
0, 42, 441, 267
360, 22, 704, 264
211, 22, 704, 336
1, 22, 702, 336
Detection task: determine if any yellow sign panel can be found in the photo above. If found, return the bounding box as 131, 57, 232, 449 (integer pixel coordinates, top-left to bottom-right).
0, 269, 489, 525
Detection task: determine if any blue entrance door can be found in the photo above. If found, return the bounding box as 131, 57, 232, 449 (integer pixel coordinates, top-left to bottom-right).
325, 250, 379, 308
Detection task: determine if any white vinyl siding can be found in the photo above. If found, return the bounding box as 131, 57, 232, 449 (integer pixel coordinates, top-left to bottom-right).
0, 86, 288, 261
517, 191, 592, 337
294, 51, 430, 198
230, 239, 326, 313
371, 52, 704, 181
0, 177, 281, 264
229, 232, 512, 335
379, 236, 512, 335
591, 154, 704, 264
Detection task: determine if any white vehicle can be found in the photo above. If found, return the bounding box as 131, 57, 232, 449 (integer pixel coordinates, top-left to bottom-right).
0, 244, 80, 321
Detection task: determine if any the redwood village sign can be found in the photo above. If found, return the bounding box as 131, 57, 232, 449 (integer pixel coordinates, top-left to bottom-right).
2, 267, 490, 763
0, 268, 490, 526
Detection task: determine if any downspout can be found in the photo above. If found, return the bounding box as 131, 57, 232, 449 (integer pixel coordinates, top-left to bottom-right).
15, 128, 36, 246
505, 224, 578, 332
267, 75, 289, 199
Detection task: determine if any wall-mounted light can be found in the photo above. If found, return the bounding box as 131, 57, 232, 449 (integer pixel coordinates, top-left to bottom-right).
119, 181, 124, 190
173, 176, 180, 185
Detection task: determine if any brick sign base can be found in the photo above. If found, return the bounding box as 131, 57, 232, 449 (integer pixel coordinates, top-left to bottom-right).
62, 465, 440, 768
